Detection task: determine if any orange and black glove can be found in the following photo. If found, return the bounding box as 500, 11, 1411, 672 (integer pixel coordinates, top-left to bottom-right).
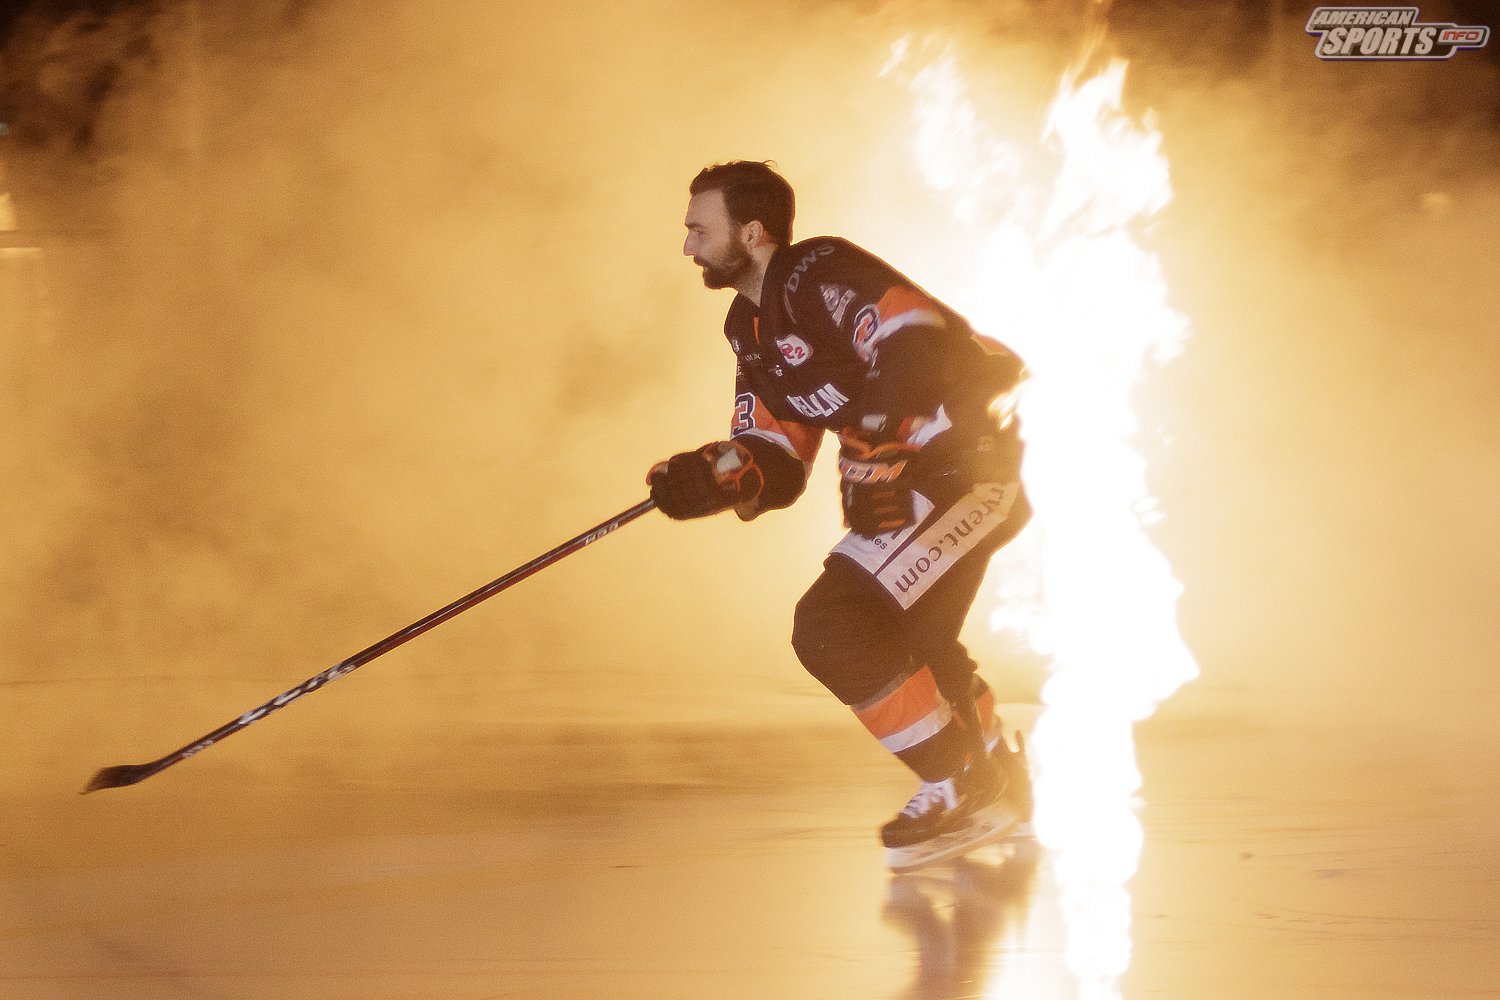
841, 478, 914, 537
647, 441, 765, 520
838, 428, 920, 537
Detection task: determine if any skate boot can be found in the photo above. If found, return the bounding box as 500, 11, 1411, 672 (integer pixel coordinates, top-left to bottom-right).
976, 697, 1033, 835
881, 754, 1021, 872
989, 728, 1034, 837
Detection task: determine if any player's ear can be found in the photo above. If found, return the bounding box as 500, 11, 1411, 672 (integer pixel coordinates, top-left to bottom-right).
742, 220, 764, 248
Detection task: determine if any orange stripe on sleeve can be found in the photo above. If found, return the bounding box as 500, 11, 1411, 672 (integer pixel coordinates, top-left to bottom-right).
875, 285, 941, 321
736, 395, 821, 465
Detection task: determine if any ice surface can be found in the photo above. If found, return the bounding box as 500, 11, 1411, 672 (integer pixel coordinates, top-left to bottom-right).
6, 704, 1498, 1000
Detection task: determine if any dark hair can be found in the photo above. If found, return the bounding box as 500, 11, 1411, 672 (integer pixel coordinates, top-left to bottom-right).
689, 161, 795, 245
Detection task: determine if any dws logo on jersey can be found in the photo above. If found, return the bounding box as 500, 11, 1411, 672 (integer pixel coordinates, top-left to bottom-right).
782, 243, 836, 314
776, 334, 813, 366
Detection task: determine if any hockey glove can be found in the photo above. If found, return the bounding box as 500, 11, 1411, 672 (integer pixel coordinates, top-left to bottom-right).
839, 432, 919, 537
648, 440, 764, 520
842, 479, 915, 537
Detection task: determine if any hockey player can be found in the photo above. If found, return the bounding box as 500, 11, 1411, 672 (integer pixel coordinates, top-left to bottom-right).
648, 161, 1032, 869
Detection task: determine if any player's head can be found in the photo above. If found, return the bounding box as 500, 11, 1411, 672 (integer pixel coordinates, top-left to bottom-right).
689, 161, 795, 245
683, 160, 794, 289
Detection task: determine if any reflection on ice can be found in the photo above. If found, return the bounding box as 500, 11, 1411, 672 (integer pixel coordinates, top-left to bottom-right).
883, 841, 1043, 1000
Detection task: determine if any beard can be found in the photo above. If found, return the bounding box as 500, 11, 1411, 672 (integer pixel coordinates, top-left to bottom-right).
696, 242, 753, 290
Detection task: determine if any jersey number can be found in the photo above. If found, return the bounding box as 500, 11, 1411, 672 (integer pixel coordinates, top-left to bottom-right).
732, 392, 756, 433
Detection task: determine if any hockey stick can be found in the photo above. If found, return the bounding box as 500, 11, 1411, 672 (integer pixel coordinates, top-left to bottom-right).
82, 498, 658, 794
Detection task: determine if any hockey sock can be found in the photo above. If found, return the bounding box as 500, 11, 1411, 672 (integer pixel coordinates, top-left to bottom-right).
972, 675, 1000, 746
852, 665, 972, 782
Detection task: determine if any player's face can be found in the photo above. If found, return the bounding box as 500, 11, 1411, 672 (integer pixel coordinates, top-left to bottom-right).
683, 190, 752, 290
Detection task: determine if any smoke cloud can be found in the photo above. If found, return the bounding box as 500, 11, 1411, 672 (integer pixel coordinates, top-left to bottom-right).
1, 0, 1495, 797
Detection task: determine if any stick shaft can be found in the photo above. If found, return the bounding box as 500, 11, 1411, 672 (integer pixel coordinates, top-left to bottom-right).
87, 499, 656, 790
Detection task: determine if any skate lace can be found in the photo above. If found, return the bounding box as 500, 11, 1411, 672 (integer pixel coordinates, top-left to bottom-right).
899, 779, 957, 818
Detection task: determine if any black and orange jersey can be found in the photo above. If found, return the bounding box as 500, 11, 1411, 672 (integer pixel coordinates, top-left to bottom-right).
724, 237, 1027, 517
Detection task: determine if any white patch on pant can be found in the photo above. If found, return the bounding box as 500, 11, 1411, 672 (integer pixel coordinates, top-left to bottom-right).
831, 492, 936, 574
832, 482, 1019, 609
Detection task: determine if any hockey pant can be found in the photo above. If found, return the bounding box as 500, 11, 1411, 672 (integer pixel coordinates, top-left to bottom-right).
791, 480, 1031, 782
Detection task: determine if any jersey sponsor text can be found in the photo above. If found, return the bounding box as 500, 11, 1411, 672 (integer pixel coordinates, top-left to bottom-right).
787, 382, 852, 420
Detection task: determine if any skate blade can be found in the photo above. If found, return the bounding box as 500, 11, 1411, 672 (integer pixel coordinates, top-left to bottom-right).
885, 805, 1024, 873
1003, 820, 1036, 842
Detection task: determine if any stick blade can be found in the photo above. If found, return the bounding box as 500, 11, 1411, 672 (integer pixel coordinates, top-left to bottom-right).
81, 763, 153, 794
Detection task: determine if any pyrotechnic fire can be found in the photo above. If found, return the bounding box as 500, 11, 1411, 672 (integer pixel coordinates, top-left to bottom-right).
884, 37, 1199, 1000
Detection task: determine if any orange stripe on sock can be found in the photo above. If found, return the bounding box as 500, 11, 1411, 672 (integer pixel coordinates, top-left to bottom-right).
856, 666, 945, 742
878, 705, 953, 753
975, 686, 995, 726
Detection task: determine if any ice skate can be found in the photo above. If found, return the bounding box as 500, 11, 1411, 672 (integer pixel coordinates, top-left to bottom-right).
882, 755, 1022, 872
988, 727, 1035, 841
